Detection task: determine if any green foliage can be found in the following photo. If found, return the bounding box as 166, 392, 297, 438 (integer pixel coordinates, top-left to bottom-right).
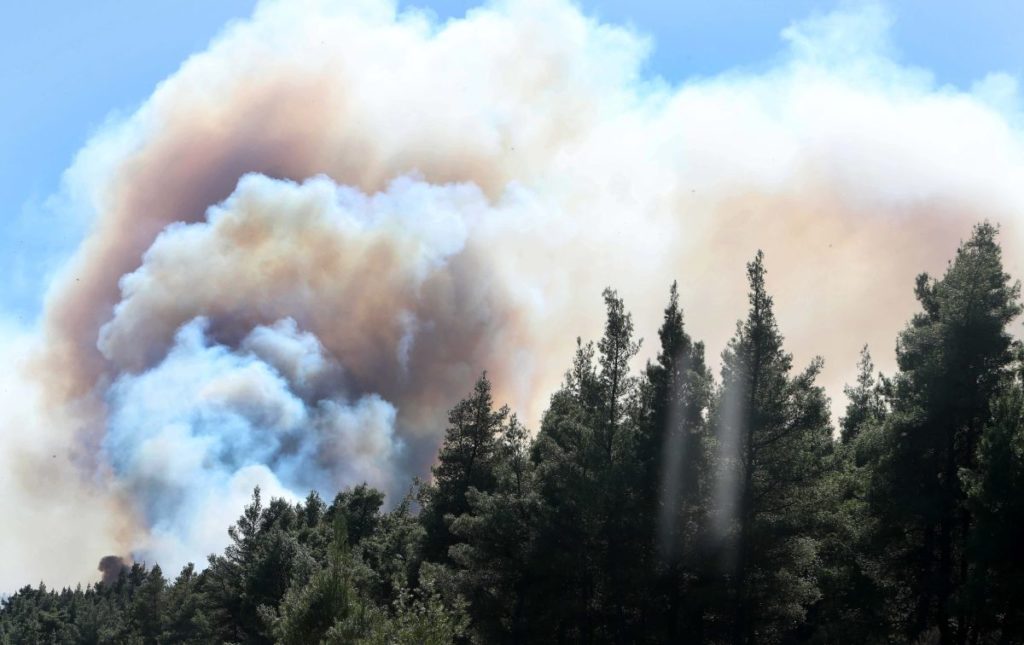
715, 250, 834, 644
267, 515, 374, 645
420, 373, 510, 565
130, 564, 165, 645
962, 383, 1024, 642
868, 222, 1022, 643
444, 414, 541, 643
3, 222, 1022, 645
840, 345, 885, 443
355, 569, 469, 645
640, 281, 716, 640
526, 288, 649, 642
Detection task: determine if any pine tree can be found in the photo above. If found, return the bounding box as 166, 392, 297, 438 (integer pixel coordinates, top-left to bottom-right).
269, 515, 376, 644
330, 484, 385, 548
421, 373, 510, 564
530, 289, 644, 642
840, 345, 884, 443
869, 222, 1021, 643
594, 288, 643, 640
201, 487, 264, 643
131, 565, 165, 645
161, 563, 212, 644
715, 251, 833, 644
797, 348, 894, 644
640, 281, 715, 640
596, 288, 642, 463
202, 488, 316, 644
449, 414, 542, 643
357, 492, 424, 608
529, 338, 603, 641
963, 383, 1024, 642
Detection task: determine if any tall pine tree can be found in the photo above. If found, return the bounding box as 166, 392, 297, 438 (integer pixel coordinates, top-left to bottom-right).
421, 373, 509, 564
715, 250, 833, 644
869, 222, 1021, 643
639, 281, 714, 640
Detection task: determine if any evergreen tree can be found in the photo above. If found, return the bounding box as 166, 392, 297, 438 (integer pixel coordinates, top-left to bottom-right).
201, 487, 266, 643
799, 350, 892, 644
594, 288, 643, 640
715, 250, 833, 644
357, 492, 424, 608
840, 345, 884, 443
201, 488, 318, 644
963, 383, 1024, 642
449, 414, 542, 643
530, 288, 644, 642
130, 564, 165, 644
869, 222, 1021, 643
268, 516, 376, 645
421, 374, 510, 564
529, 338, 603, 641
161, 563, 212, 644
639, 281, 715, 640
330, 484, 385, 548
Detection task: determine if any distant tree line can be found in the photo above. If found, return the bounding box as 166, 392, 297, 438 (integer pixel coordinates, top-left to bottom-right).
2, 222, 1022, 644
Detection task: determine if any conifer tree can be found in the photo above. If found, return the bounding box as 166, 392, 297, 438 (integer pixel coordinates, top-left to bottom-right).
530, 289, 644, 642
963, 383, 1024, 642
131, 564, 165, 645
421, 373, 510, 564
161, 563, 212, 644
529, 338, 603, 641
869, 222, 1021, 643
449, 414, 542, 643
715, 251, 833, 644
840, 345, 884, 443
639, 281, 714, 639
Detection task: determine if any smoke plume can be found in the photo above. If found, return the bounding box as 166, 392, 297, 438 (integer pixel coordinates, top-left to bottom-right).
3, 0, 1024, 587
97, 556, 130, 587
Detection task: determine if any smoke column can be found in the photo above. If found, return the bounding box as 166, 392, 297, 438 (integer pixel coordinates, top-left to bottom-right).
97, 556, 129, 587
3, 0, 1024, 587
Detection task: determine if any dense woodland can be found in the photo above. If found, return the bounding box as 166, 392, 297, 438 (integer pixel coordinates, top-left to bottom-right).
2, 222, 1023, 644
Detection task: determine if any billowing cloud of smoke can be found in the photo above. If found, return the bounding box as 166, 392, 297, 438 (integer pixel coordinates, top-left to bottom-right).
4, 0, 1024, 587
104, 317, 401, 566
97, 556, 129, 587
0, 320, 136, 589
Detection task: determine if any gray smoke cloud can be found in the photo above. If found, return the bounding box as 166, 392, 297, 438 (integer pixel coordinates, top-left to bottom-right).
3, 0, 1024, 587
103, 317, 400, 566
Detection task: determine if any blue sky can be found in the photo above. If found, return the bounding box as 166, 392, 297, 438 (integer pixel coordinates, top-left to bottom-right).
2, 0, 1023, 322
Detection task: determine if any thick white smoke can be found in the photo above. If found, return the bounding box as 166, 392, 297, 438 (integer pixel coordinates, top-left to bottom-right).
91, 171, 535, 568
4, 0, 1024, 587
104, 317, 400, 567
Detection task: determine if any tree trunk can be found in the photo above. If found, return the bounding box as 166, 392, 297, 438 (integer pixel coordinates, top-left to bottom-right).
937, 426, 958, 645
733, 341, 762, 645
913, 523, 936, 639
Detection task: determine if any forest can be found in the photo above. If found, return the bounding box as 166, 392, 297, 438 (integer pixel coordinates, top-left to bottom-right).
1, 222, 1022, 644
